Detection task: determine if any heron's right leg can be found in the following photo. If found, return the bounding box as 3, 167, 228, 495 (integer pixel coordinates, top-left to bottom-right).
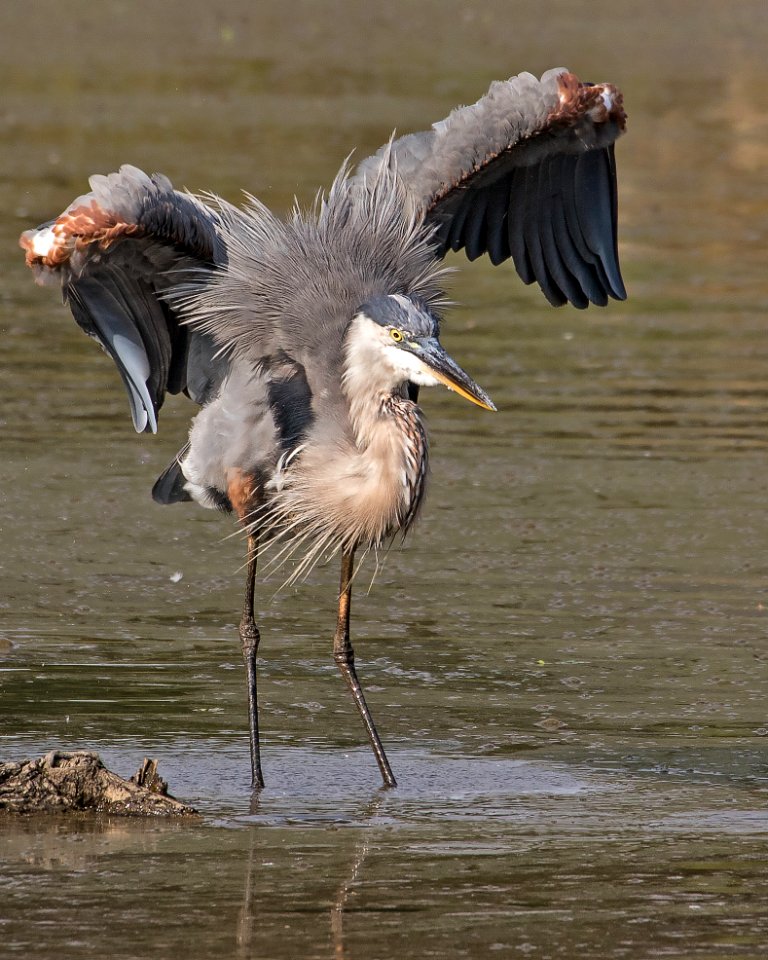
333, 548, 397, 788
229, 469, 265, 790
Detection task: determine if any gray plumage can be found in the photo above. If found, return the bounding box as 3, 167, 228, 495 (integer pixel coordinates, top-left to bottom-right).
20, 67, 627, 788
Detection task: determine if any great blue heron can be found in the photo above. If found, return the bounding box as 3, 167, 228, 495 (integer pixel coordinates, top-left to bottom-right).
20, 68, 626, 789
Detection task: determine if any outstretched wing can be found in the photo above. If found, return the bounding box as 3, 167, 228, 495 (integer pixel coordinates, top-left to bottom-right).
20, 165, 228, 433
353, 68, 627, 309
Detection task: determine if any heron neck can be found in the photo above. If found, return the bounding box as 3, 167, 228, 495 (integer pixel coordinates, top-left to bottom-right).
342, 338, 428, 534
342, 332, 410, 449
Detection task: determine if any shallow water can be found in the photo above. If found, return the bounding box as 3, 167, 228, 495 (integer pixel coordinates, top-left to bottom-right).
3, 1, 768, 957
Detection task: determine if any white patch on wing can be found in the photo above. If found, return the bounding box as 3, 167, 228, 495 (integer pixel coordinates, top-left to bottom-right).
30, 226, 58, 258
124, 381, 148, 432
183, 479, 217, 508
588, 86, 614, 121
178, 448, 222, 511
111, 332, 156, 433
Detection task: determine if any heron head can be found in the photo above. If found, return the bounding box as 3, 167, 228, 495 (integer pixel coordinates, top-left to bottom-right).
351, 294, 496, 411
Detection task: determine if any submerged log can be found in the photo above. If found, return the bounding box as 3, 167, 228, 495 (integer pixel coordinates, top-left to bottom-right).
0, 751, 198, 817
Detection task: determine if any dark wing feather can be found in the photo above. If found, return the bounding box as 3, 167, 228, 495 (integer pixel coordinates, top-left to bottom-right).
574, 146, 625, 300
549, 154, 606, 307
20, 164, 228, 433
354, 68, 627, 308
151, 442, 193, 504
536, 159, 588, 309
507, 166, 535, 285
462, 190, 489, 262
446, 191, 474, 253
484, 177, 511, 266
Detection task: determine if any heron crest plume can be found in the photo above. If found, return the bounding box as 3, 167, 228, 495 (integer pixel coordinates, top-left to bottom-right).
176, 160, 450, 370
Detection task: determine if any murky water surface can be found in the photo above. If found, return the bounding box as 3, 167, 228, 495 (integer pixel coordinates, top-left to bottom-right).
3, 2, 768, 957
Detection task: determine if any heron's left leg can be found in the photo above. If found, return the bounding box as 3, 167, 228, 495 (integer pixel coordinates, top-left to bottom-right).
228, 469, 265, 790
240, 529, 265, 790
333, 548, 397, 788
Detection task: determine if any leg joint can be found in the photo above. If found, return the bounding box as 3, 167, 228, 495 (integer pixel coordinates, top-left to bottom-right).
333, 645, 354, 668
240, 620, 261, 658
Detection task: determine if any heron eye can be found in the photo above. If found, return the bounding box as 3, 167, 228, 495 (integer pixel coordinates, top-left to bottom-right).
390, 328, 404, 343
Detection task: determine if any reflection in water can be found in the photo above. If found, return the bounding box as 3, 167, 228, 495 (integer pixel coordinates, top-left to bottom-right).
0, 815, 194, 872
329, 795, 384, 960
235, 793, 386, 960
235, 836, 258, 958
